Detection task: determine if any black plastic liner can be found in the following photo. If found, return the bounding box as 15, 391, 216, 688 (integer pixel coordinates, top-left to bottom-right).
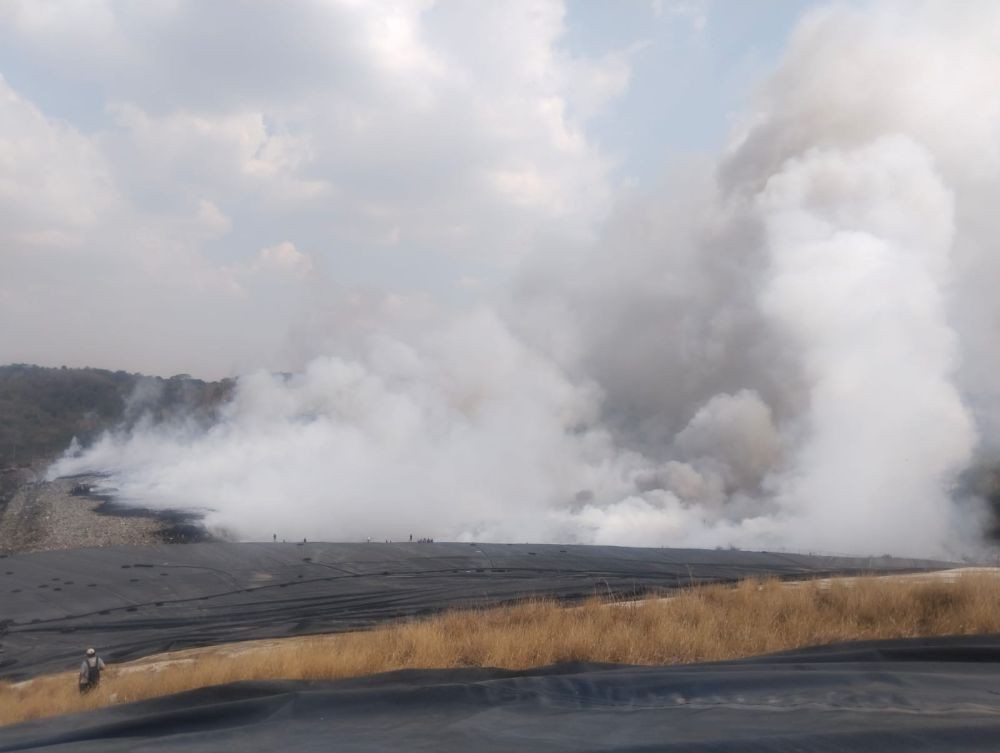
0, 541, 953, 680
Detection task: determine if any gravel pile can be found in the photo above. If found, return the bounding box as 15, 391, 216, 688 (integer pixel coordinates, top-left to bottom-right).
0, 476, 195, 554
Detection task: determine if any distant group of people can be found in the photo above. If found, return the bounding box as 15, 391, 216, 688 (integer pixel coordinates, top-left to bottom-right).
271, 534, 435, 544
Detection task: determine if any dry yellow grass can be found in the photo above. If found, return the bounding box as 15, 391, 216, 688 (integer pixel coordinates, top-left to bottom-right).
4, 571, 1000, 727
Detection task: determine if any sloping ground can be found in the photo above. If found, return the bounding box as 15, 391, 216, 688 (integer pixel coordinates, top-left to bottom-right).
0, 478, 187, 556
0, 542, 955, 681
0, 476, 214, 556
3, 635, 1000, 753
6, 570, 1000, 728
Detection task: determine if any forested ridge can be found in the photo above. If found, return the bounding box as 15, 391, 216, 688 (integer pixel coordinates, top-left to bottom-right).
0, 364, 231, 469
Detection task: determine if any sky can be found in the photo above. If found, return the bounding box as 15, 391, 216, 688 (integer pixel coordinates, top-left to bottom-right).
0, 0, 822, 379
11, 1, 1000, 555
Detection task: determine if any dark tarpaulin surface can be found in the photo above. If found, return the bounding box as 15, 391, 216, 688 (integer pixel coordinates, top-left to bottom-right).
0, 542, 952, 680
2, 635, 1000, 752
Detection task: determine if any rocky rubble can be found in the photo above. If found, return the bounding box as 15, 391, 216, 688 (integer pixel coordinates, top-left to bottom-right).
0, 475, 209, 554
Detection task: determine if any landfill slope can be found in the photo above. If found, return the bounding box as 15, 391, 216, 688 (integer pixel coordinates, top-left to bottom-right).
3, 634, 999, 752
0, 542, 953, 681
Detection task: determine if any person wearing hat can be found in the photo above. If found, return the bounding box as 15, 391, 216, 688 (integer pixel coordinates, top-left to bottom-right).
78, 648, 106, 694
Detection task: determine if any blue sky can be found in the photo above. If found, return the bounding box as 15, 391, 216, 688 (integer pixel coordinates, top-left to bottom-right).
564, 0, 822, 178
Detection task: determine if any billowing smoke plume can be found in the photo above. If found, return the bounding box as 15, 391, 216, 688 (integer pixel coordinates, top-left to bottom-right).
757, 136, 974, 555
51, 2, 1000, 556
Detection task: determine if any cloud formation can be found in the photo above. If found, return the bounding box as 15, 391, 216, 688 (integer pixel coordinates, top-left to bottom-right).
1, 0, 628, 375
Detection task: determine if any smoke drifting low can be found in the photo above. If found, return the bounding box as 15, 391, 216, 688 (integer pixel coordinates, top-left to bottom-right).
51, 3, 1000, 556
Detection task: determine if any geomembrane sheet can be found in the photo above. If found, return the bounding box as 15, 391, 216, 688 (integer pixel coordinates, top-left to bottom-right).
0, 541, 953, 680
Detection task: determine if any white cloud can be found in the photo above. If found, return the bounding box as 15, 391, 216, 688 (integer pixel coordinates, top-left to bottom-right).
251, 242, 315, 278
0, 0, 632, 376
0, 75, 115, 249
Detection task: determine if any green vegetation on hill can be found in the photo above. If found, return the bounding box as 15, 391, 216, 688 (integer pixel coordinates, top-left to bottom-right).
0, 364, 232, 469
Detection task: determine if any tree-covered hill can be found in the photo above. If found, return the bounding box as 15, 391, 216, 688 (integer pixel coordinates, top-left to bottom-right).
0, 364, 232, 469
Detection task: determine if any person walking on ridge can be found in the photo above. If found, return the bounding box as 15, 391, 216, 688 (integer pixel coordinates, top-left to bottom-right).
78, 648, 106, 694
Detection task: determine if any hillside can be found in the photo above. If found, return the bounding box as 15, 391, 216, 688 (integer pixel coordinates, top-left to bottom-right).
0, 364, 232, 471
0, 365, 233, 550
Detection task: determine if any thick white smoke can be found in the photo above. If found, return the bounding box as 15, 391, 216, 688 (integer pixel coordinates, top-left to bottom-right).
55, 311, 644, 543
757, 136, 975, 554
51, 2, 1000, 556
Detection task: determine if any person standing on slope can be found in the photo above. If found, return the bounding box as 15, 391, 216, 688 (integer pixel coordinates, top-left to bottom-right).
78, 648, 106, 694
